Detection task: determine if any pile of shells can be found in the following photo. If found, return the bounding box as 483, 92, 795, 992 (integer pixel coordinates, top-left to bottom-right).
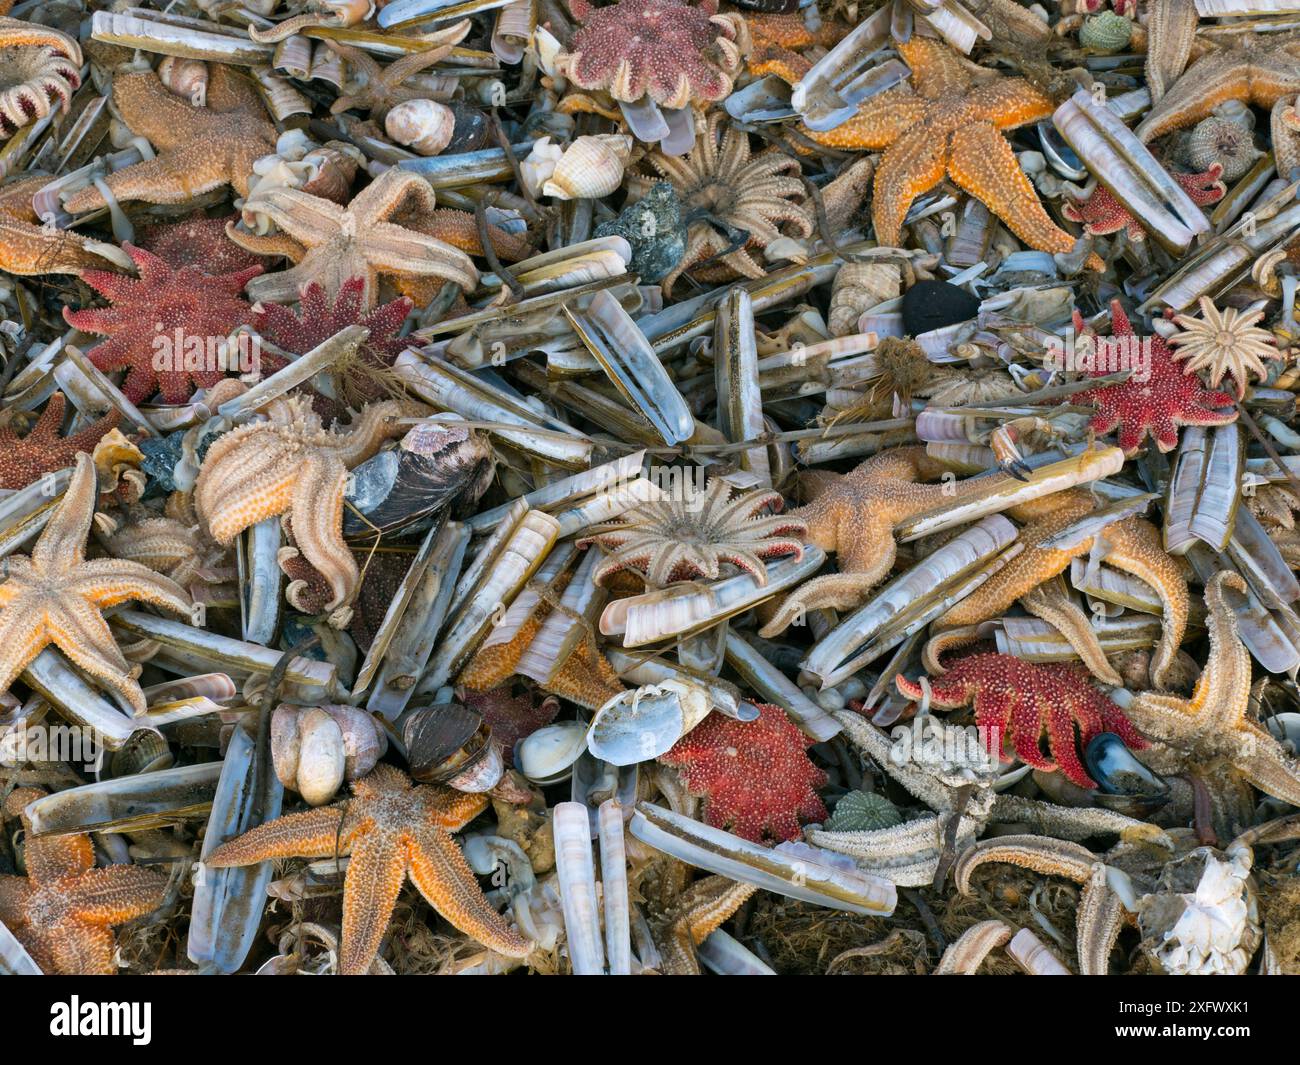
1, 0, 1300, 980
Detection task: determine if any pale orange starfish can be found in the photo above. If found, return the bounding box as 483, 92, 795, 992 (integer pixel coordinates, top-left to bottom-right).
0, 453, 191, 715
0, 17, 81, 136
194, 397, 425, 615
63, 65, 277, 213
1, 788, 168, 974
785, 37, 1100, 266
205, 764, 532, 973
0, 176, 126, 277
931, 490, 1189, 689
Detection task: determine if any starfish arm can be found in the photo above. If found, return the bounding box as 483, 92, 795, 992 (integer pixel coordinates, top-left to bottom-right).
938, 543, 1084, 628
108, 72, 213, 152
0, 216, 120, 277
69, 558, 191, 614
49, 920, 117, 976
408, 827, 532, 958
1146, 0, 1199, 103
895, 37, 974, 98
1047, 702, 1097, 787
196, 439, 298, 544
338, 829, 408, 975
758, 571, 887, 637
427, 786, 489, 831
1233, 725, 1300, 807
1189, 571, 1252, 724
65, 865, 168, 924
363, 220, 480, 290
1124, 690, 1196, 744
947, 123, 1085, 259
205, 62, 265, 113
30, 453, 95, 570
1076, 862, 1126, 976
48, 599, 145, 714
331, 399, 425, 467
289, 454, 355, 612
0, 875, 33, 925
242, 187, 348, 248
206, 805, 351, 866
1020, 583, 1123, 686
1135, 49, 1277, 142
991, 794, 1171, 845
966, 78, 1056, 129
64, 152, 236, 212
934, 919, 1014, 974
800, 86, 930, 150
870, 125, 949, 246
22, 832, 94, 885
1102, 519, 1189, 689
353, 168, 437, 224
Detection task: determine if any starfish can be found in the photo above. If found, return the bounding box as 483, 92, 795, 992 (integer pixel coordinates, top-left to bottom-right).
326, 25, 469, 121
954, 834, 1125, 975
554, 0, 749, 110
759, 447, 1027, 636
1062, 165, 1225, 242
96, 504, 230, 600
783, 37, 1101, 267
932, 490, 1189, 689
137, 212, 270, 275
205, 763, 532, 973
0, 788, 168, 975
806, 709, 1167, 886
1073, 299, 1237, 455
895, 652, 1148, 789
194, 396, 424, 614
232, 168, 478, 310
637, 112, 813, 293
63, 243, 263, 405
460, 686, 560, 761
0, 392, 121, 491
0, 17, 81, 136
1136, 32, 1300, 144
579, 479, 806, 587
747, 11, 847, 83
1125, 572, 1300, 829
658, 702, 828, 843
1169, 296, 1280, 398
0, 453, 190, 715
63, 65, 277, 214
650, 874, 758, 974
0, 176, 126, 277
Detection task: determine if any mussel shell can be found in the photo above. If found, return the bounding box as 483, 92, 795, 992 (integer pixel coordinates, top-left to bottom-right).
1084, 732, 1170, 802
109, 729, 174, 777
343, 423, 494, 538
403, 701, 491, 783
444, 101, 491, 154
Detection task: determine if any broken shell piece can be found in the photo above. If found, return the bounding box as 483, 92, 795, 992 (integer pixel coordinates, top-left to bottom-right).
542, 135, 633, 200
385, 98, 455, 156
520, 136, 564, 198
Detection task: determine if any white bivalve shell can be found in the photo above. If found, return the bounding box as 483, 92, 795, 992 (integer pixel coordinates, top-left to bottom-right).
514, 720, 587, 785
271, 703, 388, 806
520, 135, 564, 198
385, 98, 455, 157
158, 56, 209, 108
542, 134, 632, 200
1136, 846, 1261, 976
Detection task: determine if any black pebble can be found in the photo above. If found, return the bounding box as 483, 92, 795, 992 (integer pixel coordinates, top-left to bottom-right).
901, 280, 980, 336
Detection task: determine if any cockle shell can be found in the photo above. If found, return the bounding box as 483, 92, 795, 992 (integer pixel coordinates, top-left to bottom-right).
542, 135, 634, 201
515, 721, 587, 785
271, 703, 388, 806
829, 260, 901, 337
157, 56, 209, 108
385, 98, 455, 157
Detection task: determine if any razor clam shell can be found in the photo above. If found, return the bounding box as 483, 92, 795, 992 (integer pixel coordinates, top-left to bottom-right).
494, 240, 632, 299
218, 326, 368, 420
895, 446, 1126, 541
110, 610, 340, 695
697, 929, 776, 975
598, 800, 632, 975
565, 288, 693, 446
630, 803, 897, 915
91, 9, 276, 65
600, 547, 828, 646
1034, 491, 1159, 553
394, 350, 593, 468
423, 509, 561, 690
239, 517, 282, 646
551, 475, 664, 538
0, 468, 69, 559
714, 287, 770, 486
21, 648, 138, 748
1070, 557, 1163, 614
724, 75, 795, 125
721, 632, 840, 741
398, 143, 534, 187
920, 0, 992, 54
0, 920, 42, 975
1164, 424, 1243, 554
553, 801, 606, 974
189, 722, 285, 973
369, 521, 469, 718
379, 0, 514, 28
517, 547, 606, 685
24, 761, 222, 836
803, 515, 1021, 689
60, 345, 157, 438
477, 540, 576, 657
996, 614, 1164, 661
1006, 928, 1071, 976
1187, 545, 1300, 674
790, 4, 896, 130
1227, 504, 1300, 608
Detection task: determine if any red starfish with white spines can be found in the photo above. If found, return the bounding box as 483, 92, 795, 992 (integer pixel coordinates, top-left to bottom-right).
1063, 165, 1225, 242
63, 243, 262, 404
896, 653, 1147, 789
659, 701, 827, 843
0, 392, 120, 490
1072, 299, 1237, 455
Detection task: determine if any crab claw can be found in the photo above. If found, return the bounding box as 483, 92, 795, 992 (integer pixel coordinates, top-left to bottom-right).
990, 424, 1032, 481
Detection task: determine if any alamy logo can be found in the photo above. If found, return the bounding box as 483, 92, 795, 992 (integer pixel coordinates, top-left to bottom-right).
0, 724, 105, 772
151, 325, 261, 378
49, 998, 151, 1045
1043, 328, 1152, 383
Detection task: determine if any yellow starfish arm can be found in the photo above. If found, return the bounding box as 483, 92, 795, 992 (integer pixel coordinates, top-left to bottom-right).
0, 875, 33, 925
408, 827, 533, 958
51, 921, 117, 976
65, 865, 169, 924
108, 71, 213, 152
0, 602, 51, 695
31, 454, 95, 569
1235, 724, 1300, 807
48, 598, 144, 713
1020, 582, 1124, 686
871, 124, 949, 247
1186, 570, 1252, 721
206, 804, 351, 866
896, 36, 977, 98
289, 453, 355, 612
70, 558, 190, 613
198, 440, 297, 544
966, 78, 1056, 129
801, 85, 930, 151
339, 830, 407, 975
947, 123, 1090, 262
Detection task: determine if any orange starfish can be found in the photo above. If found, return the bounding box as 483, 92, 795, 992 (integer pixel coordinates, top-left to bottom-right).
932, 490, 1189, 689
784, 37, 1100, 266
205, 764, 532, 973
1, 788, 168, 974
0, 176, 126, 277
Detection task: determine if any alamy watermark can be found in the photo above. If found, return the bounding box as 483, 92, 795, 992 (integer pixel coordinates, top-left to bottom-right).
0, 723, 106, 772
151, 325, 262, 379
1043, 327, 1153, 383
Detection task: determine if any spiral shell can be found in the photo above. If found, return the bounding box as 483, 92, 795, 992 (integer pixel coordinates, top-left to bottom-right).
520, 135, 565, 197
157, 56, 208, 108
541, 135, 633, 200
1079, 11, 1132, 52
1186, 116, 1260, 181
300, 141, 362, 201
828, 260, 902, 337
385, 98, 455, 156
